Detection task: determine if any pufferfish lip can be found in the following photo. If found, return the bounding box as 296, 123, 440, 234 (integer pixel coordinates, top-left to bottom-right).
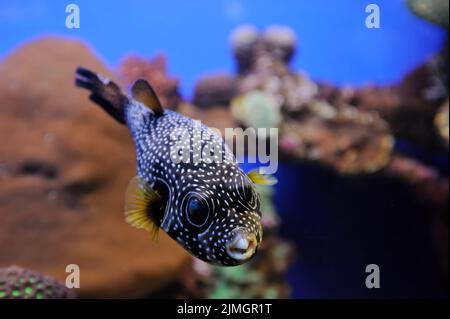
226, 228, 259, 262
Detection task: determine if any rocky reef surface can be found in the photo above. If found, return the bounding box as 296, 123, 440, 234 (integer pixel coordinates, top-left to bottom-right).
118, 54, 182, 109
0, 38, 189, 298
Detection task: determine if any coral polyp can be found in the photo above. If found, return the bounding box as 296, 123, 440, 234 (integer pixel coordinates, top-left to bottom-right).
0, 266, 75, 299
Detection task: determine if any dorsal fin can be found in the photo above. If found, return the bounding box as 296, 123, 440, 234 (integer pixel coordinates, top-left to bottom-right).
131, 79, 164, 116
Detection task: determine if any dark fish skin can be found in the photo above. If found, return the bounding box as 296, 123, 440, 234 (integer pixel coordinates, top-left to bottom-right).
76, 67, 263, 266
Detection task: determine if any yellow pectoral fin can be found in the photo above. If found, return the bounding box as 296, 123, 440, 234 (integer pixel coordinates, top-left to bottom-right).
124, 176, 162, 241
247, 169, 278, 186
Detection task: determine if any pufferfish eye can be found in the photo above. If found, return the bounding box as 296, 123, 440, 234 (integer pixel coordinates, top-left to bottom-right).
186, 196, 210, 227
244, 186, 258, 210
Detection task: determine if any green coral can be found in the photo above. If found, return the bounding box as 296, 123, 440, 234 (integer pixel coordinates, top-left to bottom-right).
231, 91, 281, 134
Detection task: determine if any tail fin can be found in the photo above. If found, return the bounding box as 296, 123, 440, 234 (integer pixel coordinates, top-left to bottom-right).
75, 66, 128, 124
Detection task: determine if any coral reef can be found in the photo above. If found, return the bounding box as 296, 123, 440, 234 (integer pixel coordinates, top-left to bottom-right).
192, 23, 449, 282
322, 58, 448, 151
315, 0, 449, 152
261, 25, 297, 64
0, 266, 75, 299
280, 101, 393, 174
1, 15, 447, 298
234, 26, 318, 113
119, 54, 182, 108
227, 26, 394, 174
0, 37, 189, 298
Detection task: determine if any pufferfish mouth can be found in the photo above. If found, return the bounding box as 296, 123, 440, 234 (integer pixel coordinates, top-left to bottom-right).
226, 228, 259, 262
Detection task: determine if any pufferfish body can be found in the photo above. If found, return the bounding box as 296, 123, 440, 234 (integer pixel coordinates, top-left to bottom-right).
75, 67, 276, 266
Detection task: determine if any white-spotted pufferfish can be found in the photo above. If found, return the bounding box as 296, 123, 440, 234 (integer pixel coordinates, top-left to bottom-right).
75, 67, 276, 266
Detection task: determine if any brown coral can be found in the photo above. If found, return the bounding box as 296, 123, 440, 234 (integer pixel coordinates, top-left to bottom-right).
0, 37, 189, 298
280, 101, 393, 174
193, 73, 236, 109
